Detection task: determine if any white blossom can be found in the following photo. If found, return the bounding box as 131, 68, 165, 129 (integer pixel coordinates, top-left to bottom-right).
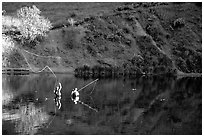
17, 5, 52, 41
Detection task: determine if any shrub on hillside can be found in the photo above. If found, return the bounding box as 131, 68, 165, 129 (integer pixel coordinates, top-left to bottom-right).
3, 5, 52, 44
2, 34, 15, 67
2, 15, 21, 33
16, 5, 52, 42
2, 5, 52, 67
173, 18, 185, 29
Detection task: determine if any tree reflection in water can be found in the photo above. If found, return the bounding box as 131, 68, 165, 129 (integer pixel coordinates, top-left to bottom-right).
2, 75, 51, 135
3, 101, 49, 134
2, 77, 15, 106
14, 103, 49, 134
2, 75, 202, 135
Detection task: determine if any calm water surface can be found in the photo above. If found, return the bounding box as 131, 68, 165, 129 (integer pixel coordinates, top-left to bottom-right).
2, 74, 202, 135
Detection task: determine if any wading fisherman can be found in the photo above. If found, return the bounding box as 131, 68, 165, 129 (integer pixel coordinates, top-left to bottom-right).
71, 88, 79, 104
54, 82, 62, 109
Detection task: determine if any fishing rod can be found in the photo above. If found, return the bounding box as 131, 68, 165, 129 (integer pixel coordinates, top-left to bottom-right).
78, 100, 98, 112
78, 79, 99, 92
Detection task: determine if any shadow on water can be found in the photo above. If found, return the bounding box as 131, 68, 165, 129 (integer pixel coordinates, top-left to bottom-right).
2, 74, 202, 135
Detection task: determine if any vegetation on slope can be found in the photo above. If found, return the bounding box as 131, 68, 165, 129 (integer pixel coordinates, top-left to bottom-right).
2, 2, 202, 76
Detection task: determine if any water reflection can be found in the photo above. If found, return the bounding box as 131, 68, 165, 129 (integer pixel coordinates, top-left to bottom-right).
2, 76, 15, 106
15, 103, 48, 134
2, 74, 202, 135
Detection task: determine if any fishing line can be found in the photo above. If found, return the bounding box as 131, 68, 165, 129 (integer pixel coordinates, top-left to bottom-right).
46, 104, 57, 128
18, 48, 62, 128
88, 80, 97, 95
20, 49, 57, 78
22, 49, 60, 58
89, 96, 97, 111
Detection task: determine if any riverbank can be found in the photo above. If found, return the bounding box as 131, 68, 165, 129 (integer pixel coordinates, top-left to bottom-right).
2, 67, 201, 78
2, 67, 74, 75
3, 3, 202, 77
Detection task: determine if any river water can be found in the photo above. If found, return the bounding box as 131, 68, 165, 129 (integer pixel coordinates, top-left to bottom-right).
2, 74, 202, 135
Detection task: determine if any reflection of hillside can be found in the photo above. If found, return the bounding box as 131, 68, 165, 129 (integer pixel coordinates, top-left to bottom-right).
79, 77, 201, 134
2, 75, 202, 134
119, 77, 202, 134
2, 75, 28, 93
2, 77, 15, 106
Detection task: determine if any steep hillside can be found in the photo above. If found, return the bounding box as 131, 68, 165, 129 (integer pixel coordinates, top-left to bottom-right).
3, 2, 202, 76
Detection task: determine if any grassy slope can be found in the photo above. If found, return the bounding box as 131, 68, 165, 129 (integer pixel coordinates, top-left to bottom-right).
3, 2, 202, 75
